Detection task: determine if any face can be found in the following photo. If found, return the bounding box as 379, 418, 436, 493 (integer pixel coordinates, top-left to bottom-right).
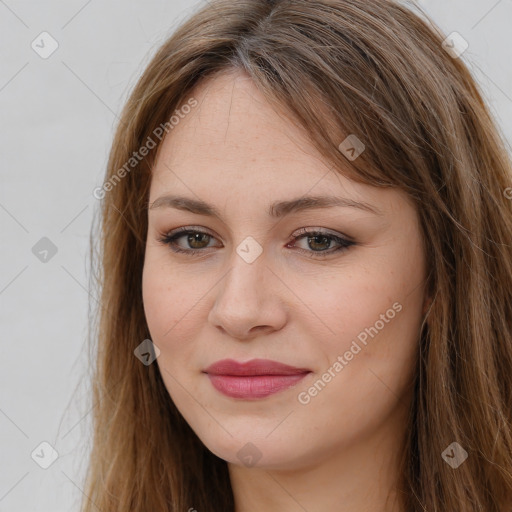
142, 69, 428, 471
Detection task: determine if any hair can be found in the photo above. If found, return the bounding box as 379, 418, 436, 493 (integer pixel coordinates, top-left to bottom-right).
82, 0, 512, 510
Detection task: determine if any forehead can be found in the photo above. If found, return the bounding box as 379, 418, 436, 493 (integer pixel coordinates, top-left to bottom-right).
158, 71, 322, 169
152, 71, 354, 192
149, 70, 411, 218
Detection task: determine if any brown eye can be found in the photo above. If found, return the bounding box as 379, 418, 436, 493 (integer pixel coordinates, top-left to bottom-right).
186, 232, 212, 249
158, 228, 220, 254
290, 228, 355, 258
158, 227, 355, 259
305, 234, 334, 251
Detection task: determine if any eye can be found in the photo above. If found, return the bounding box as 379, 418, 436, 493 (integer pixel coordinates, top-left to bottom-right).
288, 227, 355, 258
157, 227, 220, 255
157, 226, 355, 259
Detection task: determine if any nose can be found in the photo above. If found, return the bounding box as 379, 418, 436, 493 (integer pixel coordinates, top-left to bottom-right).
207, 251, 288, 340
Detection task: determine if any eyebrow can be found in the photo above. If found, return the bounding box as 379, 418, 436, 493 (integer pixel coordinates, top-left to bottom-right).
149, 194, 383, 218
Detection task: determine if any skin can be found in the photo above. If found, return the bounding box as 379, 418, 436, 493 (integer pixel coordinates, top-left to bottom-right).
142, 69, 430, 512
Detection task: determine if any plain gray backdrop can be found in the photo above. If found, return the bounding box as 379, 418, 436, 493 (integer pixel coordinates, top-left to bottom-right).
1, 0, 511, 510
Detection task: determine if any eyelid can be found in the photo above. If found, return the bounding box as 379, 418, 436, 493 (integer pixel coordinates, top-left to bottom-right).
291, 226, 355, 242
160, 225, 352, 241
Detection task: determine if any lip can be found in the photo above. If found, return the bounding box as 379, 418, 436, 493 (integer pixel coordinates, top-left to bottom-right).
203, 358, 312, 399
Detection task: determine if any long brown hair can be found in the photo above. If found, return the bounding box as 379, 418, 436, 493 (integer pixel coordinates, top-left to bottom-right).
83, 0, 512, 510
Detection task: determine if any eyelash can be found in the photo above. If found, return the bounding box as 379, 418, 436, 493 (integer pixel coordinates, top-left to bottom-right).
157, 226, 355, 259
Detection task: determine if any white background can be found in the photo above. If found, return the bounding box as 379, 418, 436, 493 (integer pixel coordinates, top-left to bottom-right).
1, 1, 511, 510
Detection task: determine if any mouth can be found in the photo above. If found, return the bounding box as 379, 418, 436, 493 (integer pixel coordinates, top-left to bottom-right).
202, 358, 312, 399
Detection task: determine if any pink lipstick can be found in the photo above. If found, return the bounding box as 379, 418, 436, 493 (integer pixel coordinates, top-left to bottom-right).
203, 358, 311, 399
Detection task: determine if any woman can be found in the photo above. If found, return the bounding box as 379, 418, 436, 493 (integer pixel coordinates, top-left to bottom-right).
83, 0, 512, 510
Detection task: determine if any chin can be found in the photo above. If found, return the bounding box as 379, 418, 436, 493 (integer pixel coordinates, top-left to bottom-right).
197, 429, 313, 470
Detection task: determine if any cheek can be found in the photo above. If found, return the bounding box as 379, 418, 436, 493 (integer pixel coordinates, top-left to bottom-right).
295, 269, 400, 349
142, 258, 206, 408
142, 261, 174, 338
142, 250, 201, 336
299, 249, 425, 371
291, 264, 423, 440
141, 251, 225, 388
142, 255, 200, 362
